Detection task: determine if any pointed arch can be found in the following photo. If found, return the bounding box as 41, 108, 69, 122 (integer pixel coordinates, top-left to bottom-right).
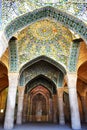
4, 6, 87, 43
25, 74, 57, 94
19, 55, 66, 75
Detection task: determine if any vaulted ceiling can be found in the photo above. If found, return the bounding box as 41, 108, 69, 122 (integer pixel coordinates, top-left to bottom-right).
17, 18, 72, 67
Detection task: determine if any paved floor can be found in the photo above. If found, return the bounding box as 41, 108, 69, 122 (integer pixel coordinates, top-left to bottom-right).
0, 123, 87, 130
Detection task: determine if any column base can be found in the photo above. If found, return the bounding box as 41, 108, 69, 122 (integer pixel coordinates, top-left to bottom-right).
53, 120, 57, 123
59, 120, 65, 125
4, 122, 14, 130
53, 116, 57, 123
16, 120, 22, 125
16, 113, 22, 125
72, 124, 81, 130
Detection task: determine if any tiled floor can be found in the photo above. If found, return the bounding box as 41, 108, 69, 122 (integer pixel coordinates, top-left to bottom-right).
0, 123, 87, 130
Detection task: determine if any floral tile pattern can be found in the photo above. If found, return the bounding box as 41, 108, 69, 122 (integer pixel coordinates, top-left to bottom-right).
17, 19, 72, 68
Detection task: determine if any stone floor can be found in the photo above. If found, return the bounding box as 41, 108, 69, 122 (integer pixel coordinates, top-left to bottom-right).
0, 123, 87, 130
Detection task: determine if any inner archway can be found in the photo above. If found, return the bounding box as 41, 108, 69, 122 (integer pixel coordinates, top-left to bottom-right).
27, 86, 50, 122
32, 92, 47, 122
22, 75, 57, 123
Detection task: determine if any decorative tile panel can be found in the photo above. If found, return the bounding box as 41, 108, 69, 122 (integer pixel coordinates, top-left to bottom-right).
68, 40, 80, 72
58, 71, 64, 87
19, 61, 59, 86
9, 38, 18, 72
1, 0, 87, 31
3, 6, 87, 43
17, 19, 72, 68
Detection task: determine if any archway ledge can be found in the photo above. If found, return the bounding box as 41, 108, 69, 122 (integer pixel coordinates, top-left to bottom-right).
24, 74, 57, 91
20, 74, 57, 88
26, 83, 53, 95
4, 6, 87, 43
25, 75, 56, 95
19, 56, 67, 75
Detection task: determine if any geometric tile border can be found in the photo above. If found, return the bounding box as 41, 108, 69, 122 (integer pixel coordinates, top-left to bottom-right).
4, 6, 87, 43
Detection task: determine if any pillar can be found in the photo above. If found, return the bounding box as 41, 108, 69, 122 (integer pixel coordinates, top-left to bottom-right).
53, 95, 57, 123
29, 97, 32, 122
49, 98, 53, 122
22, 94, 28, 122
67, 73, 81, 129
4, 73, 19, 129
27, 95, 30, 121
16, 86, 25, 124
81, 96, 87, 123
57, 88, 65, 125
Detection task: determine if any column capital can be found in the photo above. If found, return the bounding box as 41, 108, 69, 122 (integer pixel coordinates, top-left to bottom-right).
80, 87, 87, 97
8, 72, 19, 89
17, 86, 25, 96
67, 72, 77, 89
8, 72, 19, 76
8, 72, 19, 79
64, 73, 77, 84
80, 92, 87, 97
57, 88, 64, 98
67, 72, 77, 79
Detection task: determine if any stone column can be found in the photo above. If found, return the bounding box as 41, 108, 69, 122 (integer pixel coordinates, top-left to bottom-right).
27, 95, 30, 121
22, 94, 28, 122
46, 100, 48, 121
57, 88, 65, 125
29, 98, 33, 122
81, 96, 87, 123
49, 98, 53, 122
16, 86, 25, 124
53, 95, 57, 123
4, 73, 19, 129
67, 73, 81, 130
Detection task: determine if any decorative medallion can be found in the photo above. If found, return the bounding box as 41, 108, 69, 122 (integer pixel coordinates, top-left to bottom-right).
29, 19, 58, 41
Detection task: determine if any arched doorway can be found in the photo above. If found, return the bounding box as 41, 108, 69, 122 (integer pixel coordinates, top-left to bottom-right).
26, 86, 50, 122
31, 92, 47, 122
0, 62, 8, 124
17, 56, 65, 125
77, 61, 87, 123
22, 75, 58, 123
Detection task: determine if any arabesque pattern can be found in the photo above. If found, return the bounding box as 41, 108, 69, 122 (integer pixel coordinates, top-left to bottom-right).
17, 19, 72, 68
